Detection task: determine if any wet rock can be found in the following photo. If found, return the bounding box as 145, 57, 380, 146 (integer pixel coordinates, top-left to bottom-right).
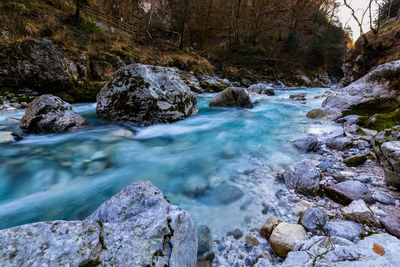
209, 87, 253, 108
0, 181, 198, 266
380, 141, 400, 189
373, 193, 395, 205
326, 137, 351, 151
283, 160, 321, 196
269, 223, 309, 258
341, 199, 380, 226
323, 220, 363, 241
0, 131, 22, 144
325, 180, 374, 205
20, 95, 88, 133
306, 108, 341, 120
198, 225, 212, 256
247, 83, 275, 95
228, 229, 243, 240
214, 182, 244, 204
260, 216, 282, 239
379, 215, 400, 238
283, 234, 400, 266
96, 64, 198, 126
290, 94, 306, 102
299, 207, 329, 234
292, 136, 319, 153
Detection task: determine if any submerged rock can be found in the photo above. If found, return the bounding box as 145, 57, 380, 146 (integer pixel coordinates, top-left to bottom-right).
19, 94, 88, 133
96, 64, 198, 126
269, 223, 309, 258
325, 180, 374, 205
0, 181, 198, 266
283, 234, 400, 266
323, 220, 363, 241
283, 160, 321, 196
209, 87, 253, 108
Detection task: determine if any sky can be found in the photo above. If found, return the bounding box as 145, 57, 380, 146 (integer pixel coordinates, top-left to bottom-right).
337, 0, 379, 40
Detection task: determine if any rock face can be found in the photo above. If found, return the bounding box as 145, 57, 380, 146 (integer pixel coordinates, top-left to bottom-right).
269, 223, 309, 258
283, 234, 400, 266
209, 87, 253, 108
0, 39, 75, 92
0, 180, 198, 267
96, 64, 198, 126
20, 94, 88, 133
247, 83, 275, 95
325, 180, 374, 205
323, 220, 363, 241
283, 160, 321, 196
341, 199, 380, 226
380, 141, 400, 189
321, 60, 400, 117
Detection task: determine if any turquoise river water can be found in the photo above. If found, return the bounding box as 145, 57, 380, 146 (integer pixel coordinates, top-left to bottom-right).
0, 88, 338, 237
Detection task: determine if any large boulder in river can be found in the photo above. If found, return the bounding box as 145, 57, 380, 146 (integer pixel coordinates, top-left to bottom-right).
96, 64, 198, 126
320, 60, 400, 118
0, 39, 76, 92
283, 160, 321, 196
0, 180, 198, 266
209, 87, 253, 108
20, 94, 88, 133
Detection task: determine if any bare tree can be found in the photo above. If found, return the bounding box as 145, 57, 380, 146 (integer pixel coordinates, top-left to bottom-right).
343, 0, 373, 44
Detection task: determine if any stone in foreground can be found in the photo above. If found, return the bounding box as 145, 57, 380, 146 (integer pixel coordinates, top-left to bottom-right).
20, 94, 88, 133
0, 181, 198, 267
269, 222, 309, 258
341, 199, 380, 227
283, 160, 321, 196
323, 219, 363, 241
325, 180, 374, 205
209, 87, 253, 108
96, 64, 198, 126
379, 215, 400, 238
282, 234, 400, 266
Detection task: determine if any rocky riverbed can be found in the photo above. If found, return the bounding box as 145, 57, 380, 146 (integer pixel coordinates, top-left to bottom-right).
0, 61, 399, 267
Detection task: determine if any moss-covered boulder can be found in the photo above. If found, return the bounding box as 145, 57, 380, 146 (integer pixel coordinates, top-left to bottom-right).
96, 64, 198, 126
343, 155, 367, 167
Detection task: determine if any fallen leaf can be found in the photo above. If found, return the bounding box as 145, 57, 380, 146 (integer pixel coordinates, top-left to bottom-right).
372, 243, 385, 256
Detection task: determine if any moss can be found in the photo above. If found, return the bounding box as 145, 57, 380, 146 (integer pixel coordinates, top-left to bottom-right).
364, 108, 400, 131
343, 155, 367, 167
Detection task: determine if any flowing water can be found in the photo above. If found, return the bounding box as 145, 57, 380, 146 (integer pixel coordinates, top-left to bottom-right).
0, 88, 338, 237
